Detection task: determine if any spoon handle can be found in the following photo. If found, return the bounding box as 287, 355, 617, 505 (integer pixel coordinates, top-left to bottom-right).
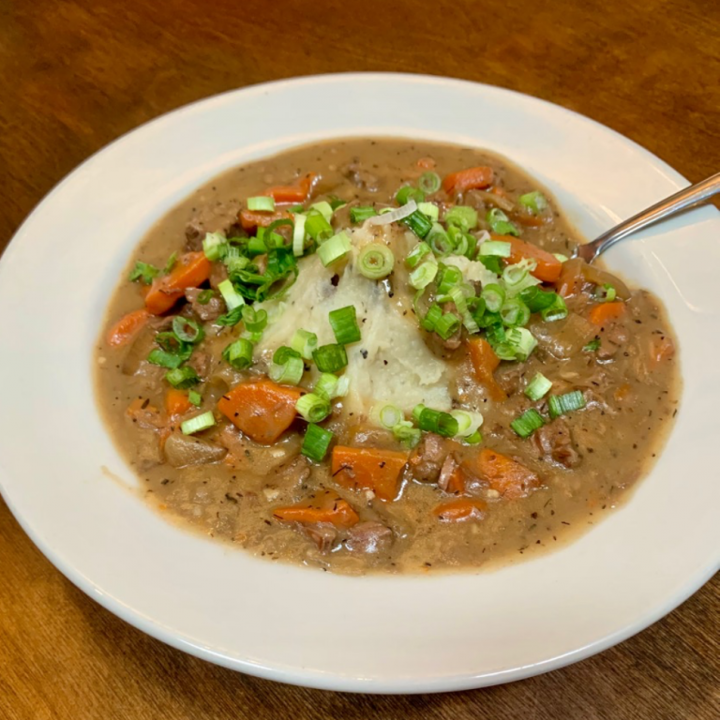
578, 171, 720, 262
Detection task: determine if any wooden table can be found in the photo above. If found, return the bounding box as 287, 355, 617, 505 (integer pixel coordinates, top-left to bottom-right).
1, 1, 718, 717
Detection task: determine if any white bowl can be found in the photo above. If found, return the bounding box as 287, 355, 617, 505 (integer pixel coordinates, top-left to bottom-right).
0, 74, 718, 694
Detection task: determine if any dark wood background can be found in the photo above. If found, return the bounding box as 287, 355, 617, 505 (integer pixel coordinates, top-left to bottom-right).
0, 1, 718, 717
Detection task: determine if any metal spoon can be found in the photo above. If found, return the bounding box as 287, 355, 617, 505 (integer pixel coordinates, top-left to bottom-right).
576, 171, 720, 263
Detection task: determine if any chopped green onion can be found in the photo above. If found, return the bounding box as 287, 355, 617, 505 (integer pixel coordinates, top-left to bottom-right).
427, 223, 453, 256
519, 287, 558, 313
462, 430, 483, 446
242, 305, 268, 333
510, 408, 545, 438
295, 393, 331, 423
525, 373, 552, 401
147, 347, 190, 369
596, 283, 617, 302
188, 389, 202, 407
305, 210, 333, 241
406, 241, 432, 269
450, 410, 484, 438
217, 279, 245, 311
357, 242, 395, 280
196, 289, 215, 305
202, 232, 228, 261
246, 236, 268, 256
479, 255, 504, 274
312, 343, 348, 372
269, 355, 304, 385
247, 196, 275, 212
273, 346, 301, 364
373, 403, 404, 430
172, 316, 205, 344
301, 423, 333, 462
222, 338, 254, 370
414, 406, 459, 438
129, 261, 159, 284
292, 213, 307, 257
553, 253, 569, 263
314, 373, 348, 400
290, 329, 318, 360
421, 304, 443, 332
165, 366, 200, 389
329, 305, 361, 345
418, 171, 441, 194
409, 260, 439, 290
310, 201, 333, 222
436, 264, 463, 294
418, 202, 439, 221
479, 240, 512, 257
216, 306, 244, 327
541, 294, 569, 322
162, 252, 178, 275
502, 259, 535, 288
180, 410, 216, 435
328, 196, 346, 211
435, 312, 461, 340
447, 285, 470, 315
481, 283, 506, 313
506, 327, 537, 360
518, 191, 548, 215
286, 204, 305, 214
444, 206, 478, 230
350, 206, 377, 223
224, 247, 250, 275
500, 298, 531, 327
548, 390, 586, 418
396, 185, 425, 205
400, 210, 433, 239
317, 231, 351, 267
393, 420, 422, 448
486, 208, 520, 237
583, 338, 601, 352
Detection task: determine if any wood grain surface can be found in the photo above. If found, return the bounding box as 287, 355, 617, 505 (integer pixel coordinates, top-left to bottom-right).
0, 1, 718, 717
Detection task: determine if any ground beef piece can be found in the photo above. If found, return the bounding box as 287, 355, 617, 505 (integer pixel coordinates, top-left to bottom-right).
188, 351, 211, 379
345, 521, 393, 554
534, 419, 581, 469
596, 323, 629, 361
341, 159, 379, 192
408, 433, 448, 482
185, 288, 226, 322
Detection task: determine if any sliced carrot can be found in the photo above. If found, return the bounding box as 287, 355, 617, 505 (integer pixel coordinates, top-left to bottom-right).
442, 166, 494, 195
238, 209, 293, 231
467, 338, 507, 402
217, 379, 302, 445
106, 308, 149, 348
614, 383, 632, 403
445, 465, 466, 494
433, 498, 487, 522
504, 236, 562, 283
144, 252, 212, 315
417, 157, 436, 169
649, 334, 675, 366
515, 213, 548, 228
467, 448, 540, 500
165, 388, 192, 418
331, 446, 409, 502
263, 172, 318, 204
588, 301, 626, 327
273, 490, 359, 529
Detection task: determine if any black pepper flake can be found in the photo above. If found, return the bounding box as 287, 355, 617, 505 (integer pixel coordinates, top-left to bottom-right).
360, 349, 368, 359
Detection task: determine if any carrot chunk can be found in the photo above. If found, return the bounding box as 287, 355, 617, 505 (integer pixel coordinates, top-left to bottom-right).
588, 301, 626, 327
263, 172, 318, 204
467, 448, 540, 500
238, 209, 293, 231
442, 166, 494, 194
331, 446, 409, 502
217, 379, 302, 445
106, 308, 149, 347
273, 490, 359, 529
433, 498, 487, 522
165, 388, 192, 418
467, 338, 507, 402
144, 252, 211, 315
504, 236, 562, 283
